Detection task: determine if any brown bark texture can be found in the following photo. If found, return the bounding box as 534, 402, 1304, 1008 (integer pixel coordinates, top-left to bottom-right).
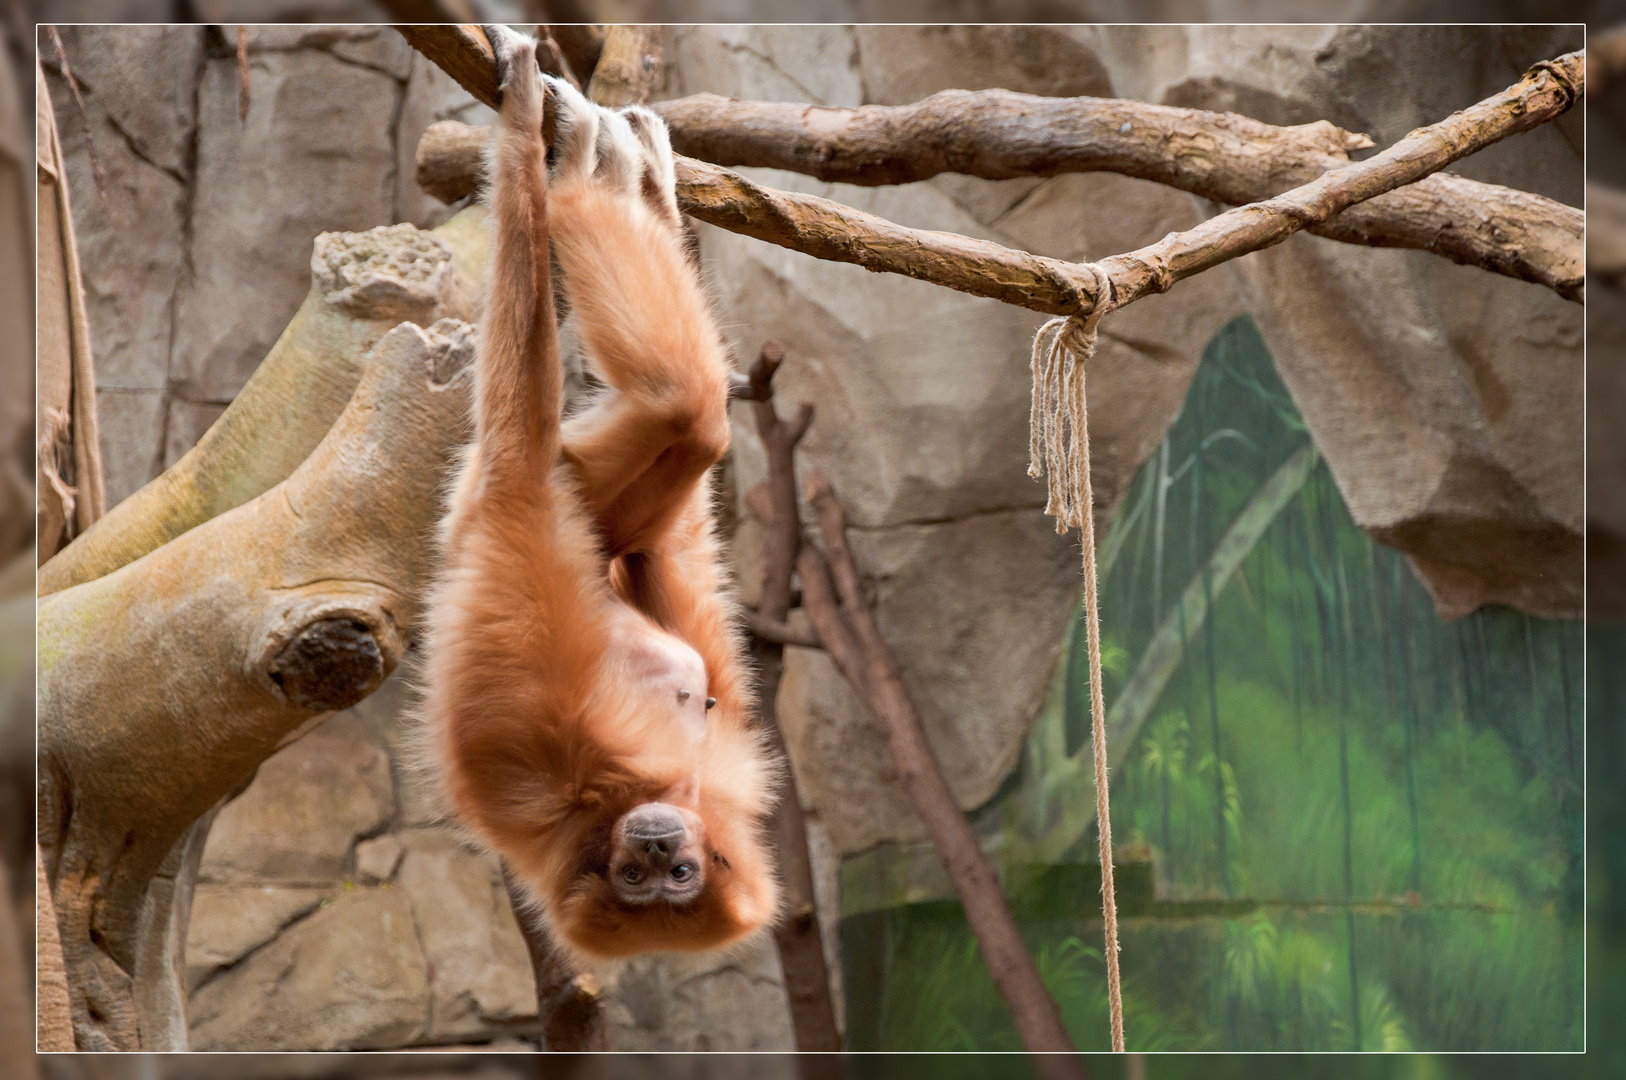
1090, 49, 1583, 314
37, 319, 477, 1050
796, 473, 1085, 1074
35, 54, 106, 563
650, 90, 1581, 301
741, 342, 843, 1052
500, 868, 609, 1051
585, 25, 662, 107
548, 23, 604, 89
409, 44, 1581, 304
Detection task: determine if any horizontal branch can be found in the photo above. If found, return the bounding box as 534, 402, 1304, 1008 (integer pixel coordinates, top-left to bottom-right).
418, 41, 1580, 321
652, 91, 1580, 301
676, 154, 1104, 313
405, 24, 1581, 304
415, 117, 1099, 315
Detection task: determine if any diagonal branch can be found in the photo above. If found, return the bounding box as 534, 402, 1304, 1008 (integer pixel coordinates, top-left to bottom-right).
1088, 50, 1582, 313
799, 472, 1087, 1071
741, 342, 843, 1052
649, 90, 1580, 301
401, 23, 1582, 304
500, 866, 607, 1051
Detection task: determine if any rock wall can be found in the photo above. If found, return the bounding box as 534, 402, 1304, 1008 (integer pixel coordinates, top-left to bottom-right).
48, 22, 1582, 1053
1104, 24, 1585, 620
186, 656, 795, 1052
45, 25, 493, 509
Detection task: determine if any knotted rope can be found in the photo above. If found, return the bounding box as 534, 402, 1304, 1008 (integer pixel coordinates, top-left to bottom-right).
1027, 263, 1125, 1052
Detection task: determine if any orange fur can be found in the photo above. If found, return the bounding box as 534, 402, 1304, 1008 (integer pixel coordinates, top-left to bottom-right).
419, 36, 777, 959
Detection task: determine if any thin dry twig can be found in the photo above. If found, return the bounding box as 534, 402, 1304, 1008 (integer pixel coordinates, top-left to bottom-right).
43, 27, 107, 203
237, 26, 250, 124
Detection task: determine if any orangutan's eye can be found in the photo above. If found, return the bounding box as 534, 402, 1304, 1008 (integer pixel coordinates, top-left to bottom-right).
622, 865, 645, 884
670, 864, 692, 883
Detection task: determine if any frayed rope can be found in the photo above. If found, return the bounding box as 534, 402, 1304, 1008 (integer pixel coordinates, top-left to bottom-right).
1026, 262, 1126, 1054
1028, 265, 1114, 534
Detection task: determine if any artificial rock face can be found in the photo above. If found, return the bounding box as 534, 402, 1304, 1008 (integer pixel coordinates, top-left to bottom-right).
1099, 23, 1584, 619
688, 25, 1244, 853
49, 23, 1580, 1053
702, 26, 1581, 856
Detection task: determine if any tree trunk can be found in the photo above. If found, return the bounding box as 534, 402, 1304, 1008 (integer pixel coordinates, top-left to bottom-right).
37, 319, 477, 1049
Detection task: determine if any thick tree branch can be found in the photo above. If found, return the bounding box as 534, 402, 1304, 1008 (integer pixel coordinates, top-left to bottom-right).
651, 91, 1579, 301
416, 76, 1583, 317
37, 322, 476, 1050
38, 212, 490, 597
532, 25, 580, 91
654, 88, 1371, 186
798, 472, 1085, 1071
548, 23, 604, 89
741, 342, 843, 1052
415, 116, 1098, 313
406, 26, 1581, 303
394, 24, 502, 110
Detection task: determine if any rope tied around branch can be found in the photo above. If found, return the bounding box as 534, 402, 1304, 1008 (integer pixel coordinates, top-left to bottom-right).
1027, 261, 1126, 1053
1028, 268, 1113, 532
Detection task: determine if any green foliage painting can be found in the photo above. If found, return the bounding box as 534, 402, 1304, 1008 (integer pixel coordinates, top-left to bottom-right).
840, 316, 1584, 1053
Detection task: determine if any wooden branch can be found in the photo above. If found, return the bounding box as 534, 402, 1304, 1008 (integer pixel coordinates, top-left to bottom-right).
651, 90, 1579, 301
747, 610, 822, 650
1090, 50, 1584, 312
37, 321, 476, 1050
678, 156, 1109, 313
38, 212, 487, 597
742, 343, 843, 1052
501, 866, 607, 1051
548, 23, 604, 89
416, 64, 1582, 317
394, 25, 501, 111
798, 472, 1085, 1071
415, 116, 1097, 313
409, 64, 1581, 302
533, 25, 579, 91
653, 88, 1367, 186
586, 24, 661, 107
414, 121, 494, 205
